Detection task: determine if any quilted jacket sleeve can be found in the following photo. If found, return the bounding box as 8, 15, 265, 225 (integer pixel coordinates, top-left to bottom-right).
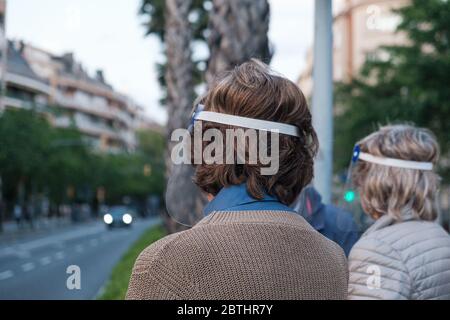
348, 237, 412, 300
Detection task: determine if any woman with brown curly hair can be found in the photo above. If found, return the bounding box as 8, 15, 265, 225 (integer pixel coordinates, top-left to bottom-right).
126, 59, 348, 300
348, 124, 450, 299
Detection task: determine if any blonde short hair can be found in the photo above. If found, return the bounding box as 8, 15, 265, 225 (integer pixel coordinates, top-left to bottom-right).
352, 124, 440, 221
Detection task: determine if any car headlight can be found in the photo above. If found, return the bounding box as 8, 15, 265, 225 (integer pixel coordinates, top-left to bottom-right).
122, 213, 132, 224
103, 214, 113, 224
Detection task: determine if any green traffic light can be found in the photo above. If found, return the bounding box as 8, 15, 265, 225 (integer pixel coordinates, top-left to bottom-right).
344, 190, 356, 203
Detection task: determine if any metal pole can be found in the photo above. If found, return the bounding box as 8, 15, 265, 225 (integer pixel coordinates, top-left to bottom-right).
0, 176, 3, 232
0, 0, 6, 230
0, 0, 7, 113
312, 0, 334, 204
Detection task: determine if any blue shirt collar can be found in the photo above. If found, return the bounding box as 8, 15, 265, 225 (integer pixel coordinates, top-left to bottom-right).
203, 183, 295, 216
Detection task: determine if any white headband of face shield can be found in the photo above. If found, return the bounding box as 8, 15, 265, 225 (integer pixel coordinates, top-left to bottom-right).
192, 104, 300, 137
358, 152, 434, 171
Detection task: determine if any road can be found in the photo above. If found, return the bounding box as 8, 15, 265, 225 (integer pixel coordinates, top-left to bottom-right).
0, 217, 160, 300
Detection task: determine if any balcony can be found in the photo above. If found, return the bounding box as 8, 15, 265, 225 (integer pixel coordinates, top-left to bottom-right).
55, 93, 115, 120
73, 113, 119, 139
55, 93, 136, 128
115, 110, 135, 127
3, 96, 49, 113
5, 72, 52, 96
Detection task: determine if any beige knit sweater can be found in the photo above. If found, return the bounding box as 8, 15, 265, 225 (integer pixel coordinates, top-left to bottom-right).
126, 211, 348, 300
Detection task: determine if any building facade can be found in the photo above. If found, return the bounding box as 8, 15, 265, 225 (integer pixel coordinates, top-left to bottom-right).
0, 41, 51, 113
6, 41, 140, 153
298, 0, 409, 98
1, 0, 141, 153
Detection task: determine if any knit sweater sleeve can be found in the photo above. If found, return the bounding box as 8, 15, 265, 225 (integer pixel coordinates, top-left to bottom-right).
126, 234, 184, 300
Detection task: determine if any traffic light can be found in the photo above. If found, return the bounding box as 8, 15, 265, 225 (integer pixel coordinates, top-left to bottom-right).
344, 190, 356, 203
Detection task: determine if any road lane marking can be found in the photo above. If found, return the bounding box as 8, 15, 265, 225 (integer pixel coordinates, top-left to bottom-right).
55, 251, 65, 260
0, 270, 14, 280
40, 256, 51, 266
21, 262, 35, 272
0, 218, 160, 259
0, 223, 106, 256
0, 247, 30, 259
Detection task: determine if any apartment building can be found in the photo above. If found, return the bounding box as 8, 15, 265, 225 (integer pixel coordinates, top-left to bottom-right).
17, 42, 139, 153
1, 0, 51, 113
0, 41, 51, 113
298, 0, 409, 98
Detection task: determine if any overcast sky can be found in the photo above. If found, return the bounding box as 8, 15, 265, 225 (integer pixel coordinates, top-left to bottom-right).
7, 0, 315, 124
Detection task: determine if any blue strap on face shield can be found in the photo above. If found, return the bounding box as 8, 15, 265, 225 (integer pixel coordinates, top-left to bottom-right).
188, 104, 205, 133
352, 145, 361, 163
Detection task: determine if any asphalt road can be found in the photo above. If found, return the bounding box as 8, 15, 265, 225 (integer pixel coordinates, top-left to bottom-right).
0, 217, 160, 300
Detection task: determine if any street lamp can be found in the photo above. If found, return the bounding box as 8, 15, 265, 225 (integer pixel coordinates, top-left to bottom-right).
312, 0, 334, 204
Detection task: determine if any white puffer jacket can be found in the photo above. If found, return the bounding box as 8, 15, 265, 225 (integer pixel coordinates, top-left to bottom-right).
348, 214, 450, 299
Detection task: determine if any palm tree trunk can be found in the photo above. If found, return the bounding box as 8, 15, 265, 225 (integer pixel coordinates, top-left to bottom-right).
164, 0, 200, 232
163, 0, 272, 232
206, 0, 272, 84
165, 0, 195, 130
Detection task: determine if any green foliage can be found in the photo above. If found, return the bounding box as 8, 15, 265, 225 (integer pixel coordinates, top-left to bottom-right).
139, 0, 210, 42
0, 109, 166, 210
136, 129, 165, 160
46, 129, 93, 203
139, 0, 210, 104
334, 0, 450, 179
97, 225, 166, 300
0, 109, 54, 200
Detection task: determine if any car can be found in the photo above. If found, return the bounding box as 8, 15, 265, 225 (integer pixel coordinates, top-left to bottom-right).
103, 206, 134, 229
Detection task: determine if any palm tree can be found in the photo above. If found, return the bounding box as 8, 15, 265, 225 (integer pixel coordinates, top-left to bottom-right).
206, 0, 272, 84
164, 0, 203, 232
165, 0, 195, 130
161, 0, 272, 232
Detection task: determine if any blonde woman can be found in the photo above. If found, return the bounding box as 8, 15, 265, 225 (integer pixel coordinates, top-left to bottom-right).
348, 124, 450, 300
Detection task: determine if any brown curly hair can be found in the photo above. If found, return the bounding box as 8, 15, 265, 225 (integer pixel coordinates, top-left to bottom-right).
191, 59, 318, 205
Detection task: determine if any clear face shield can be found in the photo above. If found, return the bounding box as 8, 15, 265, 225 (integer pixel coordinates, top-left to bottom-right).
337, 146, 370, 231
165, 104, 206, 227
165, 104, 300, 227
339, 145, 435, 231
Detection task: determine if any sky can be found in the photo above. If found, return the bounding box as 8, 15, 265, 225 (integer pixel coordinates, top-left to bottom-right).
6, 0, 315, 124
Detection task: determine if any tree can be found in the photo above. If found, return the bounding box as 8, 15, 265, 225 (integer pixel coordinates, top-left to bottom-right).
46, 128, 92, 210
164, 0, 205, 232
0, 108, 166, 225
206, 0, 272, 83
92, 130, 165, 207
139, 0, 209, 104
139, 0, 272, 232
334, 0, 450, 179
0, 109, 97, 221
0, 109, 53, 212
